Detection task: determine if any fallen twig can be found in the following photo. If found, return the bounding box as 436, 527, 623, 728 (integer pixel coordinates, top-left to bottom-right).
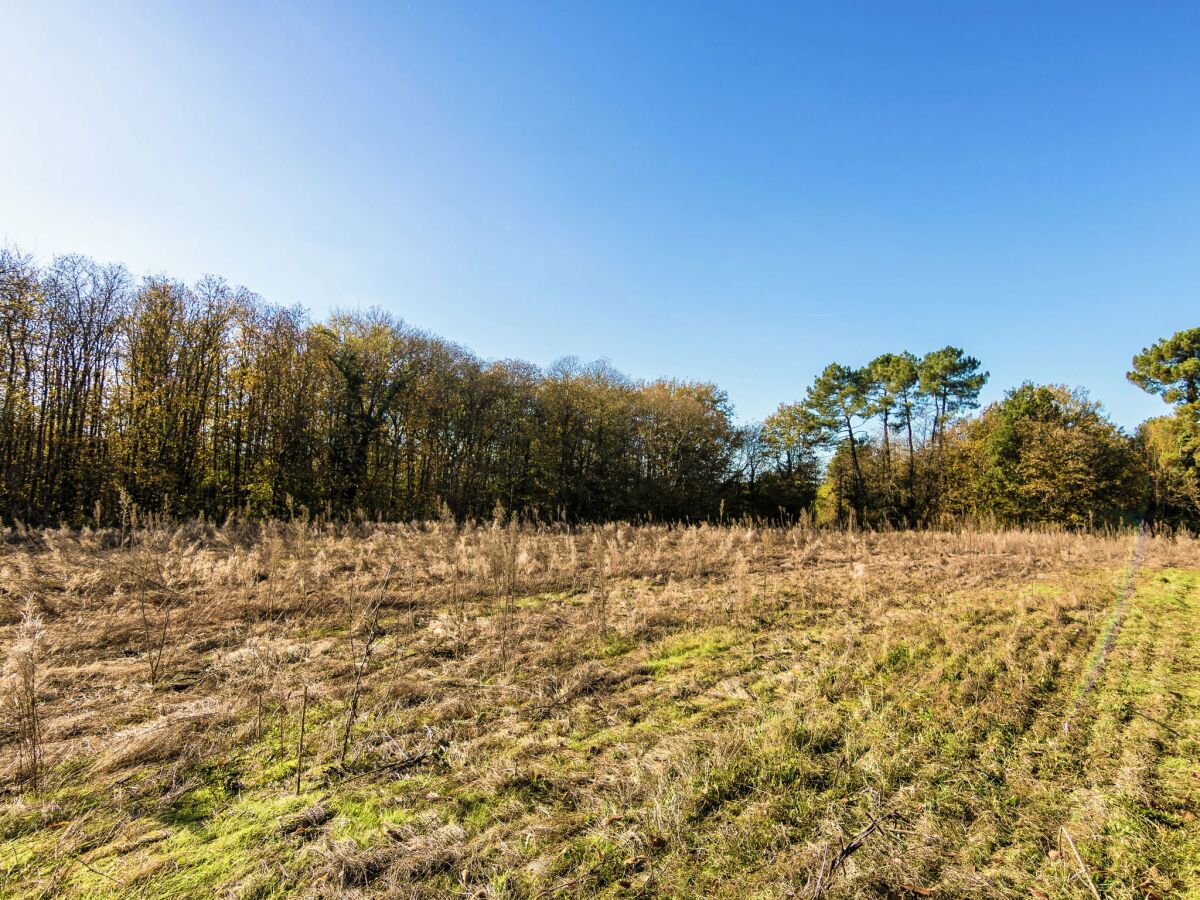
812, 812, 890, 898
332, 726, 441, 785
66, 852, 125, 887
1059, 826, 1101, 900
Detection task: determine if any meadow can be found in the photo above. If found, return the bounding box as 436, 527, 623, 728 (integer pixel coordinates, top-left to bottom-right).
1, 520, 1198, 898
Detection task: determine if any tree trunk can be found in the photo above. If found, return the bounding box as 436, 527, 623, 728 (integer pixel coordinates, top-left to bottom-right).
843, 415, 865, 519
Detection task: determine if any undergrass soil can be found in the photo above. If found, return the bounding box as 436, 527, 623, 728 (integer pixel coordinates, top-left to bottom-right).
0, 521, 1197, 898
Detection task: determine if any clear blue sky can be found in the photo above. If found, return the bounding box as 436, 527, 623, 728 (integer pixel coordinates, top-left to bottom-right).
3, 1, 1197, 430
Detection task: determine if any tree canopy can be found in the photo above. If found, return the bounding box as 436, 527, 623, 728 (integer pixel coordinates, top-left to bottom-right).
1129, 328, 1200, 407
943, 384, 1143, 526
1, 244, 1196, 530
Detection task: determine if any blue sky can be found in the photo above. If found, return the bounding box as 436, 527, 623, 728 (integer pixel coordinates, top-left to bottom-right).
2, 1, 1197, 429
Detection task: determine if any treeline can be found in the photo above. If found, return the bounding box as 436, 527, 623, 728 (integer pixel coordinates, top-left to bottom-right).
761, 348, 988, 526
0, 248, 757, 525
2, 245, 1198, 529
763, 335, 1200, 529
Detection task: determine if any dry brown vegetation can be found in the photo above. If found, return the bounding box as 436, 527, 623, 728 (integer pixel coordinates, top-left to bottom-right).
1, 520, 1198, 898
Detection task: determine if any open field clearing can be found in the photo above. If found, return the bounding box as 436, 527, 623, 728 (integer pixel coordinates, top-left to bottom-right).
1, 522, 1198, 898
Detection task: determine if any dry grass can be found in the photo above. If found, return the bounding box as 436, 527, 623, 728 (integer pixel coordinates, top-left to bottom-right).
0, 519, 1197, 898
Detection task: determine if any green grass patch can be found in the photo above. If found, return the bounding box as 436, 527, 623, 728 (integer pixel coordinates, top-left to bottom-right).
647, 629, 734, 676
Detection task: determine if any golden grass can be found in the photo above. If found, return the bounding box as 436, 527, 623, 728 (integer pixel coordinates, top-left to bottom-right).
0, 520, 1197, 898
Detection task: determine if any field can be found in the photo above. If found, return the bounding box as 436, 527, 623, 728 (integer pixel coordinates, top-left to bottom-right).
1, 521, 1198, 898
